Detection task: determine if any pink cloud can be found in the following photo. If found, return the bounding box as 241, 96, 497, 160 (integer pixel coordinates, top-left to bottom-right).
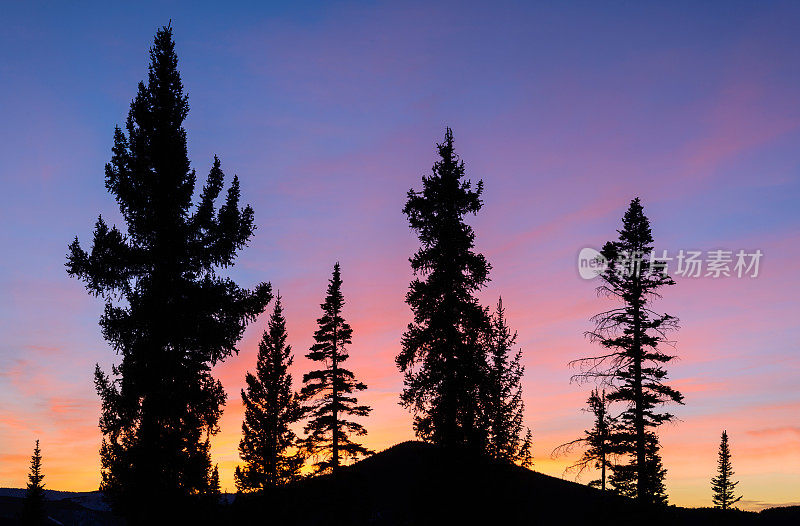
748, 427, 800, 439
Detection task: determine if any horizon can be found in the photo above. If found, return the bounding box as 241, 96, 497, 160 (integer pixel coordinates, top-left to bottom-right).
1, 1, 799, 513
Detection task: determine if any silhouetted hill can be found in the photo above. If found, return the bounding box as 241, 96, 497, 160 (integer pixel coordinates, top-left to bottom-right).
230, 441, 799, 526
1, 443, 797, 524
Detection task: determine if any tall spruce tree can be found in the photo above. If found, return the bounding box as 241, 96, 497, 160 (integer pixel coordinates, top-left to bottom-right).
711, 430, 742, 510
485, 298, 531, 464
21, 440, 45, 525
397, 128, 492, 450
236, 294, 304, 491
66, 25, 271, 517
301, 263, 371, 474
571, 197, 682, 504
554, 390, 615, 491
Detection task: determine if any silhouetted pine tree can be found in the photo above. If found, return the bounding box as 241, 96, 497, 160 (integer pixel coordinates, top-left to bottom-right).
484, 298, 531, 464
571, 198, 682, 504
236, 294, 304, 491
301, 263, 371, 474
554, 390, 615, 491
210, 465, 221, 495
66, 25, 271, 518
21, 440, 45, 525
519, 428, 533, 469
585, 390, 615, 491
397, 128, 492, 450
711, 430, 741, 510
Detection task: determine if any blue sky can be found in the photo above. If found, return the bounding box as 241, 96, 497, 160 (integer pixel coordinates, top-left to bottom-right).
1, 1, 798, 509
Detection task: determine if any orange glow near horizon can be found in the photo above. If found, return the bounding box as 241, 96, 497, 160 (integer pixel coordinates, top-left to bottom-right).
1, 1, 799, 514
2, 264, 799, 513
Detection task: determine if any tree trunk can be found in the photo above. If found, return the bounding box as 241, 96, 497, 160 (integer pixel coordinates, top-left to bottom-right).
633, 301, 646, 502
601, 448, 606, 492
332, 320, 339, 476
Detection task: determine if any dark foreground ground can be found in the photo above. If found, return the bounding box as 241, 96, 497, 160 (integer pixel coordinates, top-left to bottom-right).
2, 442, 797, 525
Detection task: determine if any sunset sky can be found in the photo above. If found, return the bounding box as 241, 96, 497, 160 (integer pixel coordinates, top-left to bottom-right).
1, 1, 799, 511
